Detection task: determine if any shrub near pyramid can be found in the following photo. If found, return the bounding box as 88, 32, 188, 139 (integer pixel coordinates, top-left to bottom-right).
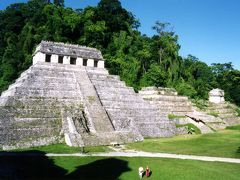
0, 41, 177, 150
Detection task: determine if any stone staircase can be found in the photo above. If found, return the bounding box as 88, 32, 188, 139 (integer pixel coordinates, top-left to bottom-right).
186, 110, 226, 133
87, 73, 177, 138
139, 87, 193, 116
139, 87, 230, 133
0, 62, 142, 150
207, 102, 240, 126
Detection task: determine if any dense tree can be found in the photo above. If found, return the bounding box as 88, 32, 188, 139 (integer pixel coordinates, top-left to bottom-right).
54, 0, 64, 6
152, 21, 172, 63
220, 70, 240, 105
0, 0, 239, 106
177, 55, 217, 99
151, 21, 181, 87
211, 63, 240, 105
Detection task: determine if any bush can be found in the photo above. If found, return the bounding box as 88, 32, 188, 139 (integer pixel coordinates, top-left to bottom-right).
176, 123, 201, 134
235, 108, 240, 117
207, 111, 219, 117
191, 99, 209, 110
175, 81, 197, 98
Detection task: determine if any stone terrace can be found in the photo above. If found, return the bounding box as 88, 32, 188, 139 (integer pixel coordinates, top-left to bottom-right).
139, 87, 193, 116
0, 63, 142, 150
87, 72, 177, 138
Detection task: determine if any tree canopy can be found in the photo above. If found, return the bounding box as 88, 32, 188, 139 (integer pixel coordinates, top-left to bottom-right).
0, 0, 239, 106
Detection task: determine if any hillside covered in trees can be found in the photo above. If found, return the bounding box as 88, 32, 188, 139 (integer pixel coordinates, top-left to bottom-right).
0, 0, 239, 106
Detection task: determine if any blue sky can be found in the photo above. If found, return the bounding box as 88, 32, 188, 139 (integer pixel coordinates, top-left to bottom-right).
1, 0, 240, 70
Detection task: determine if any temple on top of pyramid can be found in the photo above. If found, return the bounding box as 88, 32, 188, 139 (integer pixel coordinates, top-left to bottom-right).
33, 40, 105, 68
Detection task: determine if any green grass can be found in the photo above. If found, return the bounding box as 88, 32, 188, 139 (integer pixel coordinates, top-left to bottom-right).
126, 129, 240, 158
10, 143, 110, 154
52, 156, 240, 180
2, 128, 240, 179
226, 125, 240, 130
176, 123, 201, 134
2, 154, 239, 179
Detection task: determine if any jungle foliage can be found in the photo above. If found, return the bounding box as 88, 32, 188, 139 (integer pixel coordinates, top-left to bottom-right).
0, 0, 239, 105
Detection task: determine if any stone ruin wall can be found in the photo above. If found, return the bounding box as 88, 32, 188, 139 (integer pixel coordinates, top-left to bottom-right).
1, 41, 239, 150
33, 41, 105, 68
0, 41, 178, 150
139, 87, 240, 133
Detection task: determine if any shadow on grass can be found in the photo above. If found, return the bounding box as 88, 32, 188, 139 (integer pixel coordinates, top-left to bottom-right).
0, 150, 66, 179
0, 150, 131, 180
237, 147, 240, 153
68, 158, 131, 180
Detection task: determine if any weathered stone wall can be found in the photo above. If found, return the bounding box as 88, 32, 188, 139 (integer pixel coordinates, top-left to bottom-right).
0, 42, 180, 150
139, 87, 233, 133
0, 62, 145, 150
139, 87, 193, 116
33, 41, 105, 68
88, 74, 177, 138
207, 102, 240, 126
34, 41, 103, 60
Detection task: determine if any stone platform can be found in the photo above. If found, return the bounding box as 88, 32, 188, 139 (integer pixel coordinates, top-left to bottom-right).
139, 87, 233, 133
139, 87, 193, 116
0, 62, 177, 150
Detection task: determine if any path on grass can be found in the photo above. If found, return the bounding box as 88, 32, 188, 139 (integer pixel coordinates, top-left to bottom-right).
46, 151, 240, 164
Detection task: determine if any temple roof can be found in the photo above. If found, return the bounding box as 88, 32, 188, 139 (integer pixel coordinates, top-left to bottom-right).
209, 88, 225, 96
34, 41, 104, 60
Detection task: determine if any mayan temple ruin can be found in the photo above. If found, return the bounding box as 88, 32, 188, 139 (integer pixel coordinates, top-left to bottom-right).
0, 41, 179, 150
139, 87, 240, 133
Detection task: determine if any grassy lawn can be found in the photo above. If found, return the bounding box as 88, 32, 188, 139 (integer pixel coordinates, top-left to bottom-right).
5, 127, 240, 159
1, 127, 240, 179
226, 124, 240, 130
1, 155, 239, 179
10, 143, 111, 154
126, 129, 240, 158
53, 157, 240, 180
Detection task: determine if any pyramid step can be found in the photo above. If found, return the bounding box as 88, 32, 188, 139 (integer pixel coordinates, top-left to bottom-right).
14, 107, 62, 118
156, 106, 193, 112
4, 87, 81, 98
88, 73, 120, 81
91, 79, 126, 87
143, 95, 188, 102
106, 108, 162, 118
98, 93, 144, 102
148, 100, 191, 106
101, 100, 158, 109
94, 85, 135, 94
0, 127, 60, 141
219, 113, 237, 118
208, 108, 235, 114
223, 117, 240, 125
135, 123, 176, 138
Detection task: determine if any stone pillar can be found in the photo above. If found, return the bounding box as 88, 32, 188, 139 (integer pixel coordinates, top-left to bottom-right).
98, 60, 105, 68
51, 54, 58, 63
76, 57, 83, 66
63, 56, 70, 64
87, 59, 94, 67
33, 52, 45, 65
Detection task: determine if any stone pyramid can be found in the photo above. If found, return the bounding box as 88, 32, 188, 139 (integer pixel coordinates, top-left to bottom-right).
0, 41, 176, 150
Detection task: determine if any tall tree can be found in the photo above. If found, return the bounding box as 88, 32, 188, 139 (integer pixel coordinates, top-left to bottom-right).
151, 21, 181, 86
53, 0, 64, 6
152, 21, 172, 63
